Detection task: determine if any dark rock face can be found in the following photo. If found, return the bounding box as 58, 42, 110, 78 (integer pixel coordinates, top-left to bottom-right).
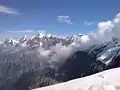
107, 56, 120, 69
56, 39, 120, 82
1, 70, 59, 90
14, 70, 59, 90
56, 51, 106, 82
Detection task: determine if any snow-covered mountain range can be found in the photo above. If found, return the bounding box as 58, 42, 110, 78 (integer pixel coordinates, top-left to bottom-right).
0, 33, 72, 48
0, 33, 120, 90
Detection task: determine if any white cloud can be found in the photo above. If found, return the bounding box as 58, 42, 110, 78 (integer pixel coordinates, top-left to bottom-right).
86, 13, 120, 43
97, 20, 114, 35
8, 30, 34, 33
36, 30, 47, 34
80, 35, 90, 43
57, 16, 72, 24
94, 13, 120, 41
84, 21, 96, 27
7, 29, 47, 33
0, 5, 20, 15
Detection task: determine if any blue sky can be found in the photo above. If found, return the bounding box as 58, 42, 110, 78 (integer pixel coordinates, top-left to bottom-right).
0, 0, 120, 36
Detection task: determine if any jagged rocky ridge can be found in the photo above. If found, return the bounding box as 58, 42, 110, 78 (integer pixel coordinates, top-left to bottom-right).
0, 33, 120, 90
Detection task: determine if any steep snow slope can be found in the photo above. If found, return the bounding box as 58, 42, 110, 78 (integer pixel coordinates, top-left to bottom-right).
32, 68, 120, 90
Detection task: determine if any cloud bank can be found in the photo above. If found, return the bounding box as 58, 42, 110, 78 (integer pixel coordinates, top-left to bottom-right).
73, 13, 120, 49
90, 13, 120, 42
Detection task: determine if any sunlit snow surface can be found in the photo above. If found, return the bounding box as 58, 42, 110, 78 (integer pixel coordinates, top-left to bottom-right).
32, 68, 120, 90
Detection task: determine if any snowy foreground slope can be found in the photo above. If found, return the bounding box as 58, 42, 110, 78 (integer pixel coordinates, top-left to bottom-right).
32, 68, 120, 90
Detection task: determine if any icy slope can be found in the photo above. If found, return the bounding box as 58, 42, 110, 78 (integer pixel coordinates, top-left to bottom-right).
32, 68, 120, 90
